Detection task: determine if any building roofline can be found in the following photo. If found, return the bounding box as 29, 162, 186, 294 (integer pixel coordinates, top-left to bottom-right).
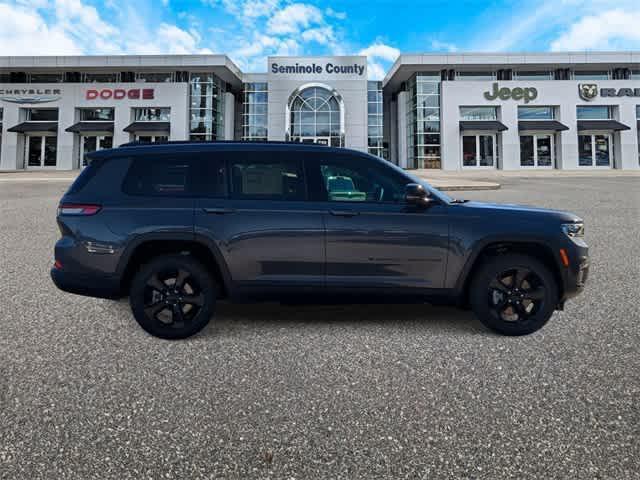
383, 51, 640, 89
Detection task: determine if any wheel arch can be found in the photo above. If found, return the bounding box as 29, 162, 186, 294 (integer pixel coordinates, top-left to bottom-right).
118, 234, 232, 298
457, 240, 563, 307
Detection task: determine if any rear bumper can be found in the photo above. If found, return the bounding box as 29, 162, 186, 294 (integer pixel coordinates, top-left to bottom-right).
51, 268, 122, 299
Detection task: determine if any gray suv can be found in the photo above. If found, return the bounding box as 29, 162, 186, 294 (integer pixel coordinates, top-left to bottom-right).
52, 142, 589, 339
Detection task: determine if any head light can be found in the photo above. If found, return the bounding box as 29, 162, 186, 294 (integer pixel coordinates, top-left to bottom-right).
562, 222, 584, 237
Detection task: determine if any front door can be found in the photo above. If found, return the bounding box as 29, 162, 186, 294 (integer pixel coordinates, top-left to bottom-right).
305, 152, 449, 292
26, 135, 57, 168
578, 133, 612, 167
195, 150, 325, 295
520, 133, 555, 168
462, 133, 497, 168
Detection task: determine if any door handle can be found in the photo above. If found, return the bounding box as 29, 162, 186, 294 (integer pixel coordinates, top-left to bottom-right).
329, 210, 360, 217
203, 207, 236, 215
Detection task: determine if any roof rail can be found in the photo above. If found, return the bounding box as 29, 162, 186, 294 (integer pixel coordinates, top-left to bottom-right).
118, 139, 329, 148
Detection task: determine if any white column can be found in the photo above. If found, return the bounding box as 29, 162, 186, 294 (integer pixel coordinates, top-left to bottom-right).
0, 104, 20, 170
389, 99, 397, 164
56, 104, 75, 170
619, 104, 639, 170
396, 91, 408, 169
558, 103, 579, 169
500, 103, 520, 170
223, 92, 235, 140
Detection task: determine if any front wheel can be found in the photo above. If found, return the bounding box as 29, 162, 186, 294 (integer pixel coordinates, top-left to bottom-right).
129, 254, 217, 339
469, 254, 558, 336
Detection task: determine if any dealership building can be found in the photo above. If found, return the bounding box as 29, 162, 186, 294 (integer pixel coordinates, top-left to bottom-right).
1, 52, 639, 171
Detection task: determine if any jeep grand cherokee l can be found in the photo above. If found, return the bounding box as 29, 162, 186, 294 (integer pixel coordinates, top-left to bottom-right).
51, 142, 589, 339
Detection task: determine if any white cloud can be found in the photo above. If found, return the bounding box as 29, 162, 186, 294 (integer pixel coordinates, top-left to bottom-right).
551, 9, 640, 50
267, 3, 323, 35
430, 40, 458, 52
358, 41, 400, 80
301, 26, 335, 45
325, 7, 346, 20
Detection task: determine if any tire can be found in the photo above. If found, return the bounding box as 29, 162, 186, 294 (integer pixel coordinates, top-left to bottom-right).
469, 253, 558, 336
129, 254, 217, 339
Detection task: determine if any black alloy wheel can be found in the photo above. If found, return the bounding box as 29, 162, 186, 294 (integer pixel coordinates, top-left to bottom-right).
470, 254, 558, 336
130, 255, 216, 339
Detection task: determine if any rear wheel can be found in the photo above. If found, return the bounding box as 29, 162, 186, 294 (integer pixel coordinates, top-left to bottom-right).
129, 254, 216, 339
469, 254, 558, 336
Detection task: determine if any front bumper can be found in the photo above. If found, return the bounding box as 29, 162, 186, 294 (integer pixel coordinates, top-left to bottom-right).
560, 238, 589, 302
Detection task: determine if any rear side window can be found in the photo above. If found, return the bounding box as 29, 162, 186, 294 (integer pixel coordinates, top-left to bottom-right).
66, 157, 107, 194
122, 155, 197, 196
229, 151, 305, 201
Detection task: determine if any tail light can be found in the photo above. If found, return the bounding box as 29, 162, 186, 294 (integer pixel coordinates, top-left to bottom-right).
57, 203, 102, 216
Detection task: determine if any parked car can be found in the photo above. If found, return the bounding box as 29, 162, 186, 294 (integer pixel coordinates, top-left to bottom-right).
52, 142, 589, 339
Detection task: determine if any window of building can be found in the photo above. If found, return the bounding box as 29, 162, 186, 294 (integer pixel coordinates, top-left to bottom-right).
135, 135, 169, 143
576, 106, 612, 120
636, 106, 640, 165
79, 108, 115, 121
631, 70, 640, 80
460, 106, 498, 121
229, 155, 304, 201
578, 134, 612, 167
28, 73, 63, 83
406, 73, 441, 169
133, 107, 170, 122
27, 108, 59, 121
573, 70, 610, 80
123, 156, 197, 196
288, 86, 343, 147
135, 72, 174, 83
189, 72, 225, 141
518, 106, 556, 119
514, 71, 554, 80
367, 81, 386, 159
242, 82, 268, 142
455, 71, 497, 81
82, 72, 120, 83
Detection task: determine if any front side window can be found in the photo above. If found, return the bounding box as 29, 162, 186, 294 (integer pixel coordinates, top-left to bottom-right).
123, 156, 197, 196
518, 106, 555, 120
134, 107, 170, 122
306, 154, 406, 203
460, 106, 498, 121
229, 153, 304, 201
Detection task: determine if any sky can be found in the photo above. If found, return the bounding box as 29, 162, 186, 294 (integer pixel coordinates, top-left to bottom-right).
1, 0, 640, 79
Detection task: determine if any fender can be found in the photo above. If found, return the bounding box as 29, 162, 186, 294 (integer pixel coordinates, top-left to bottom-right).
450, 233, 560, 296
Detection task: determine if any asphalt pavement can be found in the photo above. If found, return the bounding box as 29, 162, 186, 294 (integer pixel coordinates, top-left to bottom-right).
0, 176, 638, 479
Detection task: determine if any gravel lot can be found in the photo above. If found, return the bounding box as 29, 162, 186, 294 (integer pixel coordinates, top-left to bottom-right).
0, 176, 638, 479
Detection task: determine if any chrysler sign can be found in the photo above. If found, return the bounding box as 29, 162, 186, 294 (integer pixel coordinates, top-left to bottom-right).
86, 88, 155, 100
0, 88, 62, 104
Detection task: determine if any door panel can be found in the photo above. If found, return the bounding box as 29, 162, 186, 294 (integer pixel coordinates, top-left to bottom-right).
324, 203, 449, 290
27, 136, 42, 167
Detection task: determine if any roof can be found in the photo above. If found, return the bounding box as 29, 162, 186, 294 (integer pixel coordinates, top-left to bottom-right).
383, 51, 640, 92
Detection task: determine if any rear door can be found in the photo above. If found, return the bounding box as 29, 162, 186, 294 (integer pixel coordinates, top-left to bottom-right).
305, 152, 449, 293
194, 148, 325, 296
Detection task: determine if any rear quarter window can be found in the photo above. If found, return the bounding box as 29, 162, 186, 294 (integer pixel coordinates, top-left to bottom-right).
122, 154, 198, 197
65, 157, 107, 194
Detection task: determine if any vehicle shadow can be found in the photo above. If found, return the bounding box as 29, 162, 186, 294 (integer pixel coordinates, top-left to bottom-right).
112, 300, 486, 337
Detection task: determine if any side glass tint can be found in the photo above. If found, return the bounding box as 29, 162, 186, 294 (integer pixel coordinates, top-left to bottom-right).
229, 152, 304, 201
122, 155, 196, 196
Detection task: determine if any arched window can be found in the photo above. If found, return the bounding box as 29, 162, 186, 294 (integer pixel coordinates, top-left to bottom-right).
287, 85, 343, 146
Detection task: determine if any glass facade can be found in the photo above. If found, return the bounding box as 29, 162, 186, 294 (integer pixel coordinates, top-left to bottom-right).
514, 70, 554, 80
406, 73, 441, 169
577, 106, 612, 120
574, 70, 610, 80
27, 108, 58, 121
80, 108, 114, 121
455, 71, 496, 81
189, 72, 225, 141
242, 82, 268, 141
367, 81, 386, 158
289, 86, 342, 147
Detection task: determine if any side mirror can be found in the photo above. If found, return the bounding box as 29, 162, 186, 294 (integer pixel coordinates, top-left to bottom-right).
405, 183, 433, 207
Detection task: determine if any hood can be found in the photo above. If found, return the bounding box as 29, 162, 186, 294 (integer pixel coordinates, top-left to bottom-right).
455, 200, 583, 223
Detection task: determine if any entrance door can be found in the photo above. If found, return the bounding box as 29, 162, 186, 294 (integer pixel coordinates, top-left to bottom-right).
578, 134, 612, 167
26, 135, 57, 168
520, 134, 555, 168
80, 135, 113, 167
300, 137, 330, 146
462, 134, 496, 167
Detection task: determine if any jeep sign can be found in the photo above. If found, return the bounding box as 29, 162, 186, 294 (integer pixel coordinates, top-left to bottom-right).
483, 83, 538, 103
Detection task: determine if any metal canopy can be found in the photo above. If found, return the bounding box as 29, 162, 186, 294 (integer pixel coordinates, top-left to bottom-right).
518, 120, 569, 131
459, 120, 508, 132
7, 121, 58, 133
123, 121, 170, 132
66, 121, 114, 133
